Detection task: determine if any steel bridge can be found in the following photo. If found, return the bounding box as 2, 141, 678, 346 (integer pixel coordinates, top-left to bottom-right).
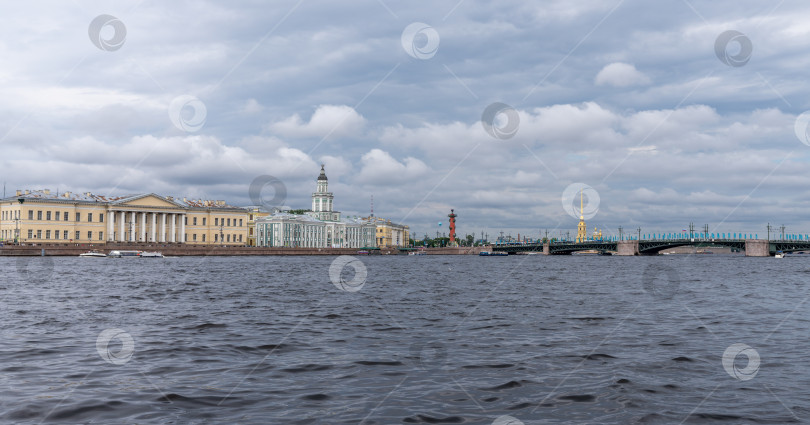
491, 239, 810, 256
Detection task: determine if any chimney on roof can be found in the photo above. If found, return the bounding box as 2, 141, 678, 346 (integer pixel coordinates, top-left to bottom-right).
15, 190, 21, 196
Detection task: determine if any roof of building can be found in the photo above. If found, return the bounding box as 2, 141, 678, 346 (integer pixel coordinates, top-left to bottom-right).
1, 189, 244, 210
257, 212, 375, 226
317, 164, 328, 181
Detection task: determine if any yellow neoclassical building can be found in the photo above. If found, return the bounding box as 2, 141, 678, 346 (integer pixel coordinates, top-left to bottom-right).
365, 216, 410, 247
0, 190, 249, 245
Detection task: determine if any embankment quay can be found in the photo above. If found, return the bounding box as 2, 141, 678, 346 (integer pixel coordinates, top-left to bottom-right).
493, 239, 810, 257
0, 244, 487, 256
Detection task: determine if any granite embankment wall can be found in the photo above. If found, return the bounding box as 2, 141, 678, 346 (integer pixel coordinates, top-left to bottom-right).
0, 244, 488, 256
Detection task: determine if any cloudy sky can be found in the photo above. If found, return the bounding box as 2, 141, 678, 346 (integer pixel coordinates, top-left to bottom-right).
2, 0, 810, 240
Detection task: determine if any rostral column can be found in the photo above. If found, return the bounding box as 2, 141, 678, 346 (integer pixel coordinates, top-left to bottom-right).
448, 209, 457, 246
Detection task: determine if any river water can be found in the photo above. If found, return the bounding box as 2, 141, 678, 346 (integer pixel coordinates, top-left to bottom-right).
0, 254, 808, 424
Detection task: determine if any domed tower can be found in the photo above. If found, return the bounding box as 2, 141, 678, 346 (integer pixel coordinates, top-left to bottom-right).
312, 164, 335, 221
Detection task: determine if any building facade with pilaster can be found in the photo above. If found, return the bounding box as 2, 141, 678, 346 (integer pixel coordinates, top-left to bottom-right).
0, 190, 248, 245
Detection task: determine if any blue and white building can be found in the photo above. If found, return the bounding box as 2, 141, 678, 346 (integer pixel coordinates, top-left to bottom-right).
255, 165, 376, 248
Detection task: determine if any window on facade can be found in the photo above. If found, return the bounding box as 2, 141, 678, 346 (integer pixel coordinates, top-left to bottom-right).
54, 230, 59, 240
99, 232, 103, 241
63, 212, 68, 221
185, 216, 188, 225
227, 234, 231, 242
46, 211, 51, 220
88, 231, 92, 239
193, 217, 197, 225
193, 234, 197, 241
63, 230, 68, 240
202, 218, 206, 225
88, 213, 93, 222
75, 212, 81, 222
214, 234, 218, 242
37, 230, 42, 239
45, 230, 51, 239
37, 211, 42, 220
215, 218, 218, 226
100, 214, 103, 223
75, 231, 80, 240
239, 234, 242, 242
55, 211, 60, 221
239, 219, 243, 227
202, 234, 206, 242
28, 230, 33, 238
227, 218, 231, 226
28, 210, 33, 220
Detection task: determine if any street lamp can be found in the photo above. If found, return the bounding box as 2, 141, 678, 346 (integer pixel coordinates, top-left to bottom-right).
618, 226, 623, 241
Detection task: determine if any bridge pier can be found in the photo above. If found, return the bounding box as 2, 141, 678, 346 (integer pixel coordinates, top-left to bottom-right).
745, 239, 770, 257
543, 242, 550, 255
617, 240, 639, 256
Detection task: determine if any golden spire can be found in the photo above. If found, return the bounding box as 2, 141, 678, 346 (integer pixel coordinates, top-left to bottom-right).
579, 189, 584, 220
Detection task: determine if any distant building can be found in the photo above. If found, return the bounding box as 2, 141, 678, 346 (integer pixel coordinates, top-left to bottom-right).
365, 216, 409, 247
0, 190, 248, 245
255, 165, 376, 248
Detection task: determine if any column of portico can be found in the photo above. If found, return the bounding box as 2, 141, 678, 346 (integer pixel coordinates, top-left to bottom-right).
170, 214, 176, 243
119, 211, 126, 242
179, 214, 186, 243
140, 212, 146, 242
107, 211, 114, 241
160, 213, 167, 243
130, 212, 136, 242
150, 213, 157, 242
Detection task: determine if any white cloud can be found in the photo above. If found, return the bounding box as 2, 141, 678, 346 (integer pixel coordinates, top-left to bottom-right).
356, 149, 429, 184
595, 62, 651, 87
267, 105, 366, 139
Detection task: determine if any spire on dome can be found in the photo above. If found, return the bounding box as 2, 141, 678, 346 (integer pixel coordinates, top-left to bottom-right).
317, 164, 328, 181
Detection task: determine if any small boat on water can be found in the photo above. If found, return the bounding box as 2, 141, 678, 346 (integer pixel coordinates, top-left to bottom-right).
79, 250, 107, 258
480, 251, 508, 256
140, 251, 164, 258
357, 250, 369, 255
108, 250, 142, 258
775, 251, 785, 258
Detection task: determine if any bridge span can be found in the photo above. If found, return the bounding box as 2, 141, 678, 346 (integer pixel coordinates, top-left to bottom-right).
491, 239, 810, 257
